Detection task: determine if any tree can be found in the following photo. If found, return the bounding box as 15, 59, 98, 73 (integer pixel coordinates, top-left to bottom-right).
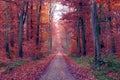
36, 0, 42, 45
91, 0, 101, 66
79, 2, 86, 56
77, 3, 81, 55
5, 1, 11, 59
107, 0, 116, 54
48, 0, 57, 53
30, 0, 33, 39
77, 17, 81, 55
18, 0, 28, 58
80, 17, 86, 56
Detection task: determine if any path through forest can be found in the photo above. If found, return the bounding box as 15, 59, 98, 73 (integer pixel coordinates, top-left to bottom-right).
37, 53, 76, 80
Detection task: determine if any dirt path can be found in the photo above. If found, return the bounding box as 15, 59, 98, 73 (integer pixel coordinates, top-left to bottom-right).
38, 53, 76, 80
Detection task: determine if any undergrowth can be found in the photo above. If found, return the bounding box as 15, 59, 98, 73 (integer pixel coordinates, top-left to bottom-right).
2, 61, 25, 74
0, 62, 2, 69
71, 54, 120, 80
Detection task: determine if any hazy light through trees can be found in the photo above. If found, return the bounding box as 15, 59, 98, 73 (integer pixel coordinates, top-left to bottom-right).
53, 2, 74, 21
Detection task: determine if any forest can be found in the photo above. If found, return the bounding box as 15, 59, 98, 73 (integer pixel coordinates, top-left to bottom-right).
0, 0, 120, 80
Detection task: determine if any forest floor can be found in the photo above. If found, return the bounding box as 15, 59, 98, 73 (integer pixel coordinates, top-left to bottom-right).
72, 55, 120, 80
0, 54, 55, 80
0, 53, 96, 80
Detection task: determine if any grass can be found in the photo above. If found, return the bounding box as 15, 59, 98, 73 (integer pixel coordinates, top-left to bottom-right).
72, 56, 94, 68
2, 61, 25, 74
0, 62, 2, 69
0, 61, 7, 69
0, 55, 46, 74
71, 55, 120, 80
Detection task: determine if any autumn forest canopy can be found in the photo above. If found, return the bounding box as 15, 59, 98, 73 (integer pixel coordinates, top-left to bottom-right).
0, 0, 120, 80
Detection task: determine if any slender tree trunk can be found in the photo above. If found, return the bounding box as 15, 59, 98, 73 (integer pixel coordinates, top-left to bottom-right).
91, 0, 101, 67
80, 18, 86, 56
49, 23, 52, 52
24, 2, 29, 41
10, 27, 14, 47
65, 27, 69, 54
18, 1, 28, 58
18, 14, 24, 58
77, 18, 81, 55
36, 0, 42, 45
36, 5, 40, 45
49, 0, 53, 53
108, 1, 116, 54
30, 1, 33, 39
48, 0, 57, 53
18, 4, 24, 58
9, 4, 15, 47
5, 2, 11, 59
77, 2, 85, 55
26, 15, 29, 41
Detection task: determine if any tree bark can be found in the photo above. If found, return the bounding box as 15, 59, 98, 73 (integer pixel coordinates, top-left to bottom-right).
5, 2, 11, 59
18, 1, 28, 58
30, 1, 33, 39
36, 0, 42, 45
108, 1, 116, 54
91, 0, 101, 67
80, 18, 86, 56
77, 18, 81, 55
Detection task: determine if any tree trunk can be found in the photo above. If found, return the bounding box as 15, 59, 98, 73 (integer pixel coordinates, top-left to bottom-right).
77, 18, 81, 55
30, 1, 33, 39
9, 4, 15, 48
10, 27, 14, 47
18, 1, 28, 58
108, 1, 116, 54
18, 15, 24, 58
65, 27, 69, 54
49, 0, 53, 53
36, 0, 42, 45
91, 0, 101, 67
49, 23, 52, 52
5, 2, 11, 59
80, 17, 86, 56
26, 15, 29, 41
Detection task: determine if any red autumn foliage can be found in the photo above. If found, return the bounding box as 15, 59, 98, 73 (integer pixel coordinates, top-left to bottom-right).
0, 0, 120, 79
